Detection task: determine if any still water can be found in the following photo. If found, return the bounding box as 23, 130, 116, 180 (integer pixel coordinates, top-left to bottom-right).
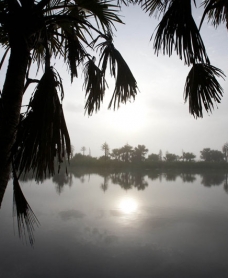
1, 170, 228, 278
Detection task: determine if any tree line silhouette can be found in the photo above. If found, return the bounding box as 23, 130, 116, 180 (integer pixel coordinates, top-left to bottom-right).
73, 142, 228, 165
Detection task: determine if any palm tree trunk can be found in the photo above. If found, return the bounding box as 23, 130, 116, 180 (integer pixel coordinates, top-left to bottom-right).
0, 47, 29, 207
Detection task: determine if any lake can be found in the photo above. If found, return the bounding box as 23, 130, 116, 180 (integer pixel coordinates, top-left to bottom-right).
1, 170, 228, 278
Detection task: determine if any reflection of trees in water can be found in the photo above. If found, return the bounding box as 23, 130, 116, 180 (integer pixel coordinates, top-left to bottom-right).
133, 172, 148, 190
147, 171, 196, 183
200, 172, 225, 187
53, 169, 228, 193
180, 173, 196, 183
101, 176, 109, 192
80, 176, 85, 183
110, 172, 148, 191
52, 172, 73, 194
147, 171, 162, 181
111, 172, 133, 190
224, 174, 228, 194
18, 168, 228, 199
163, 172, 178, 181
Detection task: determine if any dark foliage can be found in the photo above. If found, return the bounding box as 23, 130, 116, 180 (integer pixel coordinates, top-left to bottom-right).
184, 63, 225, 117
12, 67, 71, 180
13, 173, 39, 246
98, 40, 138, 109
83, 57, 106, 115
200, 0, 228, 29
153, 0, 209, 65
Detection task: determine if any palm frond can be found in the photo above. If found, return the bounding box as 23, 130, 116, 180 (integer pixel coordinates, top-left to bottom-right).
65, 29, 87, 82
31, 31, 46, 73
200, 0, 228, 29
98, 40, 138, 109
12, 67, 71, 180
139, 0, 170, 17
76, 0, 123, 33
13, 173, 39, 246
117, 0, 137, 5
184, 63, 225, 118
153, 0, 209, 65
83, 58, 106, 115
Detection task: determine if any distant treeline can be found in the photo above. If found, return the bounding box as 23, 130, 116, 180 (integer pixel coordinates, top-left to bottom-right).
71, 143, 228, 170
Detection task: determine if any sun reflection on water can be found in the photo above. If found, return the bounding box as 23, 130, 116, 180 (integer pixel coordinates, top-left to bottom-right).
118, 197, 138, 214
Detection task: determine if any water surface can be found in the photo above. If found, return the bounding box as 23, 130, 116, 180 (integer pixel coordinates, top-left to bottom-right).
1, 171, 228, 278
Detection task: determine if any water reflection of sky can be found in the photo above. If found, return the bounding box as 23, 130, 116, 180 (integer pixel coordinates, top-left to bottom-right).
1, 173, 228, 278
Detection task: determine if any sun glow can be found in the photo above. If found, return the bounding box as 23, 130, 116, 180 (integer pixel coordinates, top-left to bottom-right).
119, 198, 138, 214
104, 104, 146, 133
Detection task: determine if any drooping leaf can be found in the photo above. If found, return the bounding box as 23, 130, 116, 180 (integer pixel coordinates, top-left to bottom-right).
98, 40, 138, 109
153, 0, 210, 65
13, 173, 39, 246
12, 67, 71, 180
184, 63, 225, 118
83, 57, 106, 115
76, 0, 123, 33
65, 29, 87, 82
200, 0, 228, 29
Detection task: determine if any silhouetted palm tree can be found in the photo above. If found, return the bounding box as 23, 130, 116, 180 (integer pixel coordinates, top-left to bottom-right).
0, 0, 138, 204
81, 146, 86, 156
101, 142, 109, 159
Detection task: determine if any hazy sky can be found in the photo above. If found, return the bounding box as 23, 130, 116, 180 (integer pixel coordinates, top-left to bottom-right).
2, 3, 228, 159
63, 4, 228, 159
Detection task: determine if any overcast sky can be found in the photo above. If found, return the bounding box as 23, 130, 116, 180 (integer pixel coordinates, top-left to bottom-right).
2, 3, 228, 159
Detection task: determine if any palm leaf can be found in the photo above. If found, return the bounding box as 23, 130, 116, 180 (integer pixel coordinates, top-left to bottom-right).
12, 67, 71, 180
184, 63, 225, 118
65, 29, 87, 82
98, 40, 138, 109
13, 173, 39, 246
200, 0, 228, 29
153, 0, 209, 65
83, 57, 107, 115
31, 29, 46, 73
139, 0, 170, 17
76, 0, 123, 33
